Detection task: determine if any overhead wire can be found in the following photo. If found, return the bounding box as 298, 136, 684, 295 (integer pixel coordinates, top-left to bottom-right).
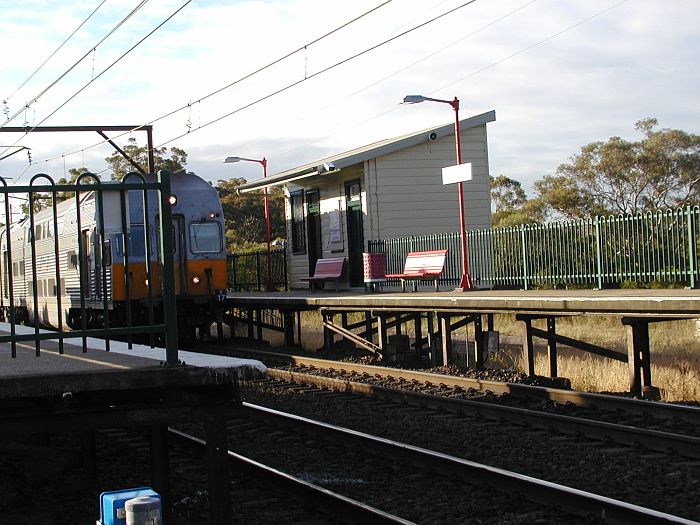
42, 0, 478, 157
19, 0, 625, 181
25, 0, 397, 168
9, 0, 192, 184
4, 0, 109, 106
1, 0, 150, 128
261, 0, 629, 164
233, 0, 538, 154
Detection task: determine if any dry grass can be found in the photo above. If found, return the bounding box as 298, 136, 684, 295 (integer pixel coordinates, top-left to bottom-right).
258, 311, 700, 403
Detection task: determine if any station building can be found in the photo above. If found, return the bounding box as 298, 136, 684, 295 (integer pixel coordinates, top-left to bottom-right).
236, 110, 496, 289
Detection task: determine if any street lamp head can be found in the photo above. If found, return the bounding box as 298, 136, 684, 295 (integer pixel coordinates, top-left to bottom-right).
223, 156, 241, 164
402, 95, 427, 104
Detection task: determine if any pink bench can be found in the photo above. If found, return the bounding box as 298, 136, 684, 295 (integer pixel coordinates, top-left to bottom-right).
300, 257, 346, 291
386, 249, 447, 292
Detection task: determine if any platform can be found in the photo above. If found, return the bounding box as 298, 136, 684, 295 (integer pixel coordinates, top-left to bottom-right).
226, 288, 700, 316
0, 323, 266, 523
224, 288, 700, 399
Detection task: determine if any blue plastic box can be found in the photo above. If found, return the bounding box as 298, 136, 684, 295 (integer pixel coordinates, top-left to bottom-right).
98, 487, 161, 525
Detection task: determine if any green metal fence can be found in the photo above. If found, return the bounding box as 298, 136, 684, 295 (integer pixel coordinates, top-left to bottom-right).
368, 206, 700, 289
227, 247, 288, 291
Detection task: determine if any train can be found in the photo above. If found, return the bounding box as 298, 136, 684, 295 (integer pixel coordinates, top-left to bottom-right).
0, 170, 228, 340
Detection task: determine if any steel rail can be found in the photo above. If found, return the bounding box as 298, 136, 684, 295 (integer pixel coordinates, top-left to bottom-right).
241, 402, 700, 525
201, 345, 700, 424
168, 428, 416, 525
264, 369, 700, 458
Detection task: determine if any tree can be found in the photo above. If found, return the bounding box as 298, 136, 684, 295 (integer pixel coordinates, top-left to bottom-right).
216, 178, 285, 250
539, 119, 700, 219
489, 174, 545, 226
104, 138, 187, 179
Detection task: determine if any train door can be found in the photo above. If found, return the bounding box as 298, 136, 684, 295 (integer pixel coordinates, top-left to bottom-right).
93, 228, 102, 299
80, 229, 92, 299
173, 215, 186, 295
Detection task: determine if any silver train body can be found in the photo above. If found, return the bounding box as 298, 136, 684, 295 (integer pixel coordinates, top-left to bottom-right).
0, 171, 227, 338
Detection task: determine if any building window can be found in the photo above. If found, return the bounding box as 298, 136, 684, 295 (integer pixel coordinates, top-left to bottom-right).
290, 190, 306, 254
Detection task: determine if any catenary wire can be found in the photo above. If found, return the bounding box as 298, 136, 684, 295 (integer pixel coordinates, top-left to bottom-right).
4, 0, 109, 106
1, 0, 149, 129
9, 0, 192, 184
232, 0, 538, 154
24, 0, 397, 168
51, 0, 479, 156
153, 0, 478, 147
257, 0, 629, 164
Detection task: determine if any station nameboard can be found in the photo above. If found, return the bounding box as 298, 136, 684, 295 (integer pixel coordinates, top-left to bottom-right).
441, 163, 472, 185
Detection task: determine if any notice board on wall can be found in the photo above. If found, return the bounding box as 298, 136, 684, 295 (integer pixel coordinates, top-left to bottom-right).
329, 199, 344, 252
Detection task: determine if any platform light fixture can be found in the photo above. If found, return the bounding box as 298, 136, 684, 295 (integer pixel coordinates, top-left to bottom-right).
223, 155, 274, 291
402, 94, 472, 290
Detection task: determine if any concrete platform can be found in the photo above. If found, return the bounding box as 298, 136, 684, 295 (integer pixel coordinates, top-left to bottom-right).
0, 323, 266, 400
226, 288, 700, 317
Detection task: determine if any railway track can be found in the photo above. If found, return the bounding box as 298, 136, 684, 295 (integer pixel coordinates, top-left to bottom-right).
99, 399, 699, 524
192, 343, 700, 427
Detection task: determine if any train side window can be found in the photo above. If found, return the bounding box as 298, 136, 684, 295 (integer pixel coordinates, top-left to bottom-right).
189, 222, 222, 253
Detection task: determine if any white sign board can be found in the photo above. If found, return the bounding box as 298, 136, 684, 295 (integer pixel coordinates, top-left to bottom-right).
442, 163, 472, 185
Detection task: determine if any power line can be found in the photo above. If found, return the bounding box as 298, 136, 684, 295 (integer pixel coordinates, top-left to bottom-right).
233, 0, 538, 155
1, 0, 150, 128
262, 0, 630, 166
4, 0, 109, 105
9, 1, 193, 184
27, 0, 396, 166
155, 0, 479, 148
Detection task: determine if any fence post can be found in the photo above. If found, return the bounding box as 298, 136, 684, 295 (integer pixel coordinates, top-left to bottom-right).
520, 225, 529, 290
687, 205, 697, 289
595, 216, 603, 289
157, 170, 179, 366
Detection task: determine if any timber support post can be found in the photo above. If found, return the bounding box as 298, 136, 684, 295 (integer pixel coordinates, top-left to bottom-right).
547, 316, 558, 378
438, 313, 452, 367
622, 317, 652, 398
283, 311, 295, 346
519, 315, 536, 377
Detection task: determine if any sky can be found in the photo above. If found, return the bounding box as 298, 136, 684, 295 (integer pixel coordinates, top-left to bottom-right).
0, 0, 698, 194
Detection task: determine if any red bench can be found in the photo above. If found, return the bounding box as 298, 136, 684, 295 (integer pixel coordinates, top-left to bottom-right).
385, 249, 447, 292
300, 257, 346, 291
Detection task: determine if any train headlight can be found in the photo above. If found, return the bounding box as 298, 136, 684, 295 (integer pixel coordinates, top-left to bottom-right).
192, 275, 201, 285
168, 194, 178, 206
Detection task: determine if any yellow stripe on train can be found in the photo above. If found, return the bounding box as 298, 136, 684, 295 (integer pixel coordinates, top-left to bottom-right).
111, 259, 227, 301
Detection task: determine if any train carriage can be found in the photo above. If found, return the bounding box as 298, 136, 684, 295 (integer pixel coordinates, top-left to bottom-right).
0, 171, 227, 340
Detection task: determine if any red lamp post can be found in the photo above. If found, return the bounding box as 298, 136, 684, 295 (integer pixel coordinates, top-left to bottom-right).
403, 95, 472, 290
223, 155, 274, 292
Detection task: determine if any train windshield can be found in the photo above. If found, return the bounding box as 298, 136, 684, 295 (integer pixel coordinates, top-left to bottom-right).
189, 222, 221, 253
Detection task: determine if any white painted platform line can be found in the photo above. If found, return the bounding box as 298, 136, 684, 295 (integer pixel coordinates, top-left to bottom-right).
0, 322, 267, 378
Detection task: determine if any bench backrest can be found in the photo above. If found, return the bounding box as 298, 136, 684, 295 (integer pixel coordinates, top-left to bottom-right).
402, 249, 447, 275
312, 257, 346, 278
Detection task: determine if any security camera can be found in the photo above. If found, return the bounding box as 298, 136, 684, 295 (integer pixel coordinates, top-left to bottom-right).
428, 131, 438, 141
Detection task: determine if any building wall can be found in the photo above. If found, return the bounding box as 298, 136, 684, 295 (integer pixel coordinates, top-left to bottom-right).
364, 124, 491, 240
285, 164, 366, 289
283, 124, 492, 289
